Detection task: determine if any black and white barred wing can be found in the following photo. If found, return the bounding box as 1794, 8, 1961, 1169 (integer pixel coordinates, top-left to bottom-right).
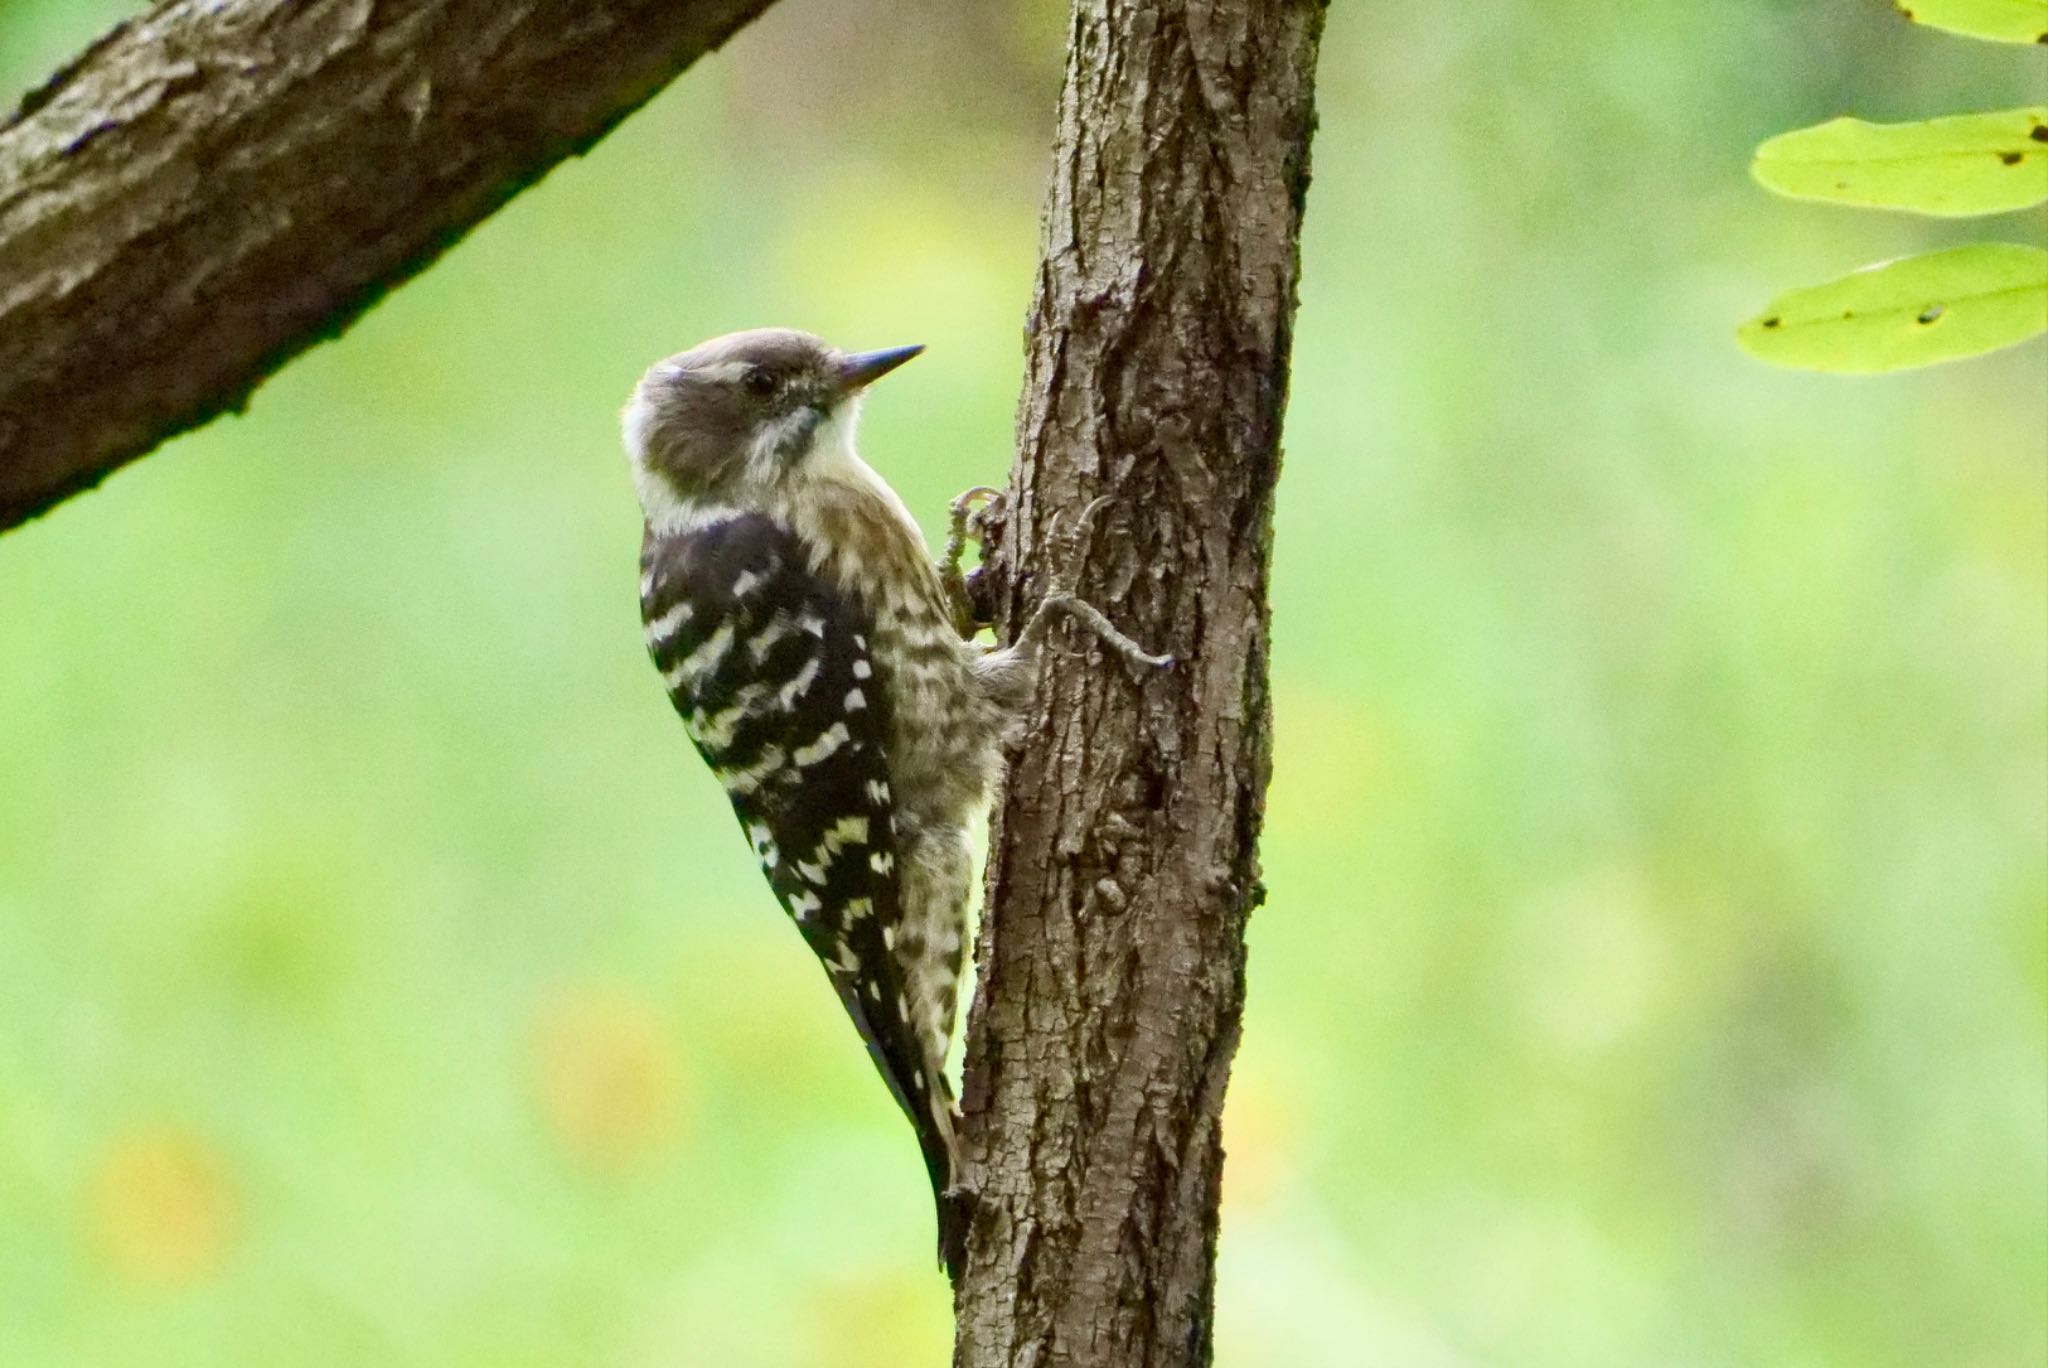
639, 512, 953, 1185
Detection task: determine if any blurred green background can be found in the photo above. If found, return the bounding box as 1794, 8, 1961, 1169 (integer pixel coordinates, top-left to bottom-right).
2, 2, 2043, 1364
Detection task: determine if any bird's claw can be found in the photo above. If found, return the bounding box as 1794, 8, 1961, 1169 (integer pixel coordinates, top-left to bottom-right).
950, 485, 1004, 543
1020, 591, 1174, 673
941, 486, 1007, 638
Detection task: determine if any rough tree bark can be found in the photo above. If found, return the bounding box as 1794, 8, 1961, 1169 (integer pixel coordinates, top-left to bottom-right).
955, 3, 1325, 1365
0, 0, 776, 534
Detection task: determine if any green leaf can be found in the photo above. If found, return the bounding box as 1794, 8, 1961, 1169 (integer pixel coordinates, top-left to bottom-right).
1738, 243, 2048, 372
1894, 0, 2048, 43
1754, 109, 2048, 216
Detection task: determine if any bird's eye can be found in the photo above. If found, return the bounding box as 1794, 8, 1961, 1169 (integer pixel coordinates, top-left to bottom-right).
743, 368, 778, 398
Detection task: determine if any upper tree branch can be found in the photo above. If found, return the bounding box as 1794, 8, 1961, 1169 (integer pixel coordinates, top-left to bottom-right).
955, 2, 1325, 1364
0, 0, 777, 534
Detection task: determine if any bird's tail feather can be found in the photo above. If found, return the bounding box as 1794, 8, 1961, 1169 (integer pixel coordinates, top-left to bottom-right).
831, 979, 969, 1285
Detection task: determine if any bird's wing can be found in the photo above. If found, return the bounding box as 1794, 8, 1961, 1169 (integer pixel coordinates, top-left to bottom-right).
640, 511, 956, 1195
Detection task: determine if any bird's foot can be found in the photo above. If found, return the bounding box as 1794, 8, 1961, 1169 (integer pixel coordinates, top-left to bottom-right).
1019, 591, 1174, 673
940, 486, 1005, 637
950, 485, 1004, 545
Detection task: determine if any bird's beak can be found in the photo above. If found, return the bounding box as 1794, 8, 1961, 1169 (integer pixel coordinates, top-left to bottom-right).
835, 344, 924, 396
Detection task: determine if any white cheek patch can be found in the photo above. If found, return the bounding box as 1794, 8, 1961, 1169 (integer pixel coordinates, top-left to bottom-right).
747, 406, 823, 483
621, 388, 659, 466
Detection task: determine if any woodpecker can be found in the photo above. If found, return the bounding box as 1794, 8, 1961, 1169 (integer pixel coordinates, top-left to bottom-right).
622, 328, 1164, 1281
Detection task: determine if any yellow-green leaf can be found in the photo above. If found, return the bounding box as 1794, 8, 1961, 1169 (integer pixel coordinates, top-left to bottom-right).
1754, 109, 2048, 216
1894, 0, 2048, 43
1738, 243, 2048, 372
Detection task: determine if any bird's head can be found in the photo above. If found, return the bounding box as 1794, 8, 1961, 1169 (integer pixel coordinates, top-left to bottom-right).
623, 328, 921, 517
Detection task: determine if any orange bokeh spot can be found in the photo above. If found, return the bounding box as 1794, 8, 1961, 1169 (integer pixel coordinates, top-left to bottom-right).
533, 983, 683, 1171
91, 1126, 236, 1287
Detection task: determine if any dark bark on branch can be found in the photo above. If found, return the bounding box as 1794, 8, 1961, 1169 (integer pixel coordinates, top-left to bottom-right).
0, 0, 775, 534
955, 2, 1325, 1364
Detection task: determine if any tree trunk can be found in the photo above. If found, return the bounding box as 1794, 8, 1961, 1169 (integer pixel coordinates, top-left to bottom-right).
0, 0, 776, 534
954, 2, 1325, 1364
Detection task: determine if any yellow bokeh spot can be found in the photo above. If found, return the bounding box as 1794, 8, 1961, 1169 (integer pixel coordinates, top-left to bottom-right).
1270, 687, 1393, 831
1221, 1059, 1304, 1213
533, 983, 683, 1171
91, 1125, 236, 1287
802, 1268, 950, 1367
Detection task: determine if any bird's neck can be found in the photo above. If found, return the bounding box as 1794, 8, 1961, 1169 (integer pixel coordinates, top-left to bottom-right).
781, 409, 921, 540
637, 412, 946, 624
773, 430, 947, 622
